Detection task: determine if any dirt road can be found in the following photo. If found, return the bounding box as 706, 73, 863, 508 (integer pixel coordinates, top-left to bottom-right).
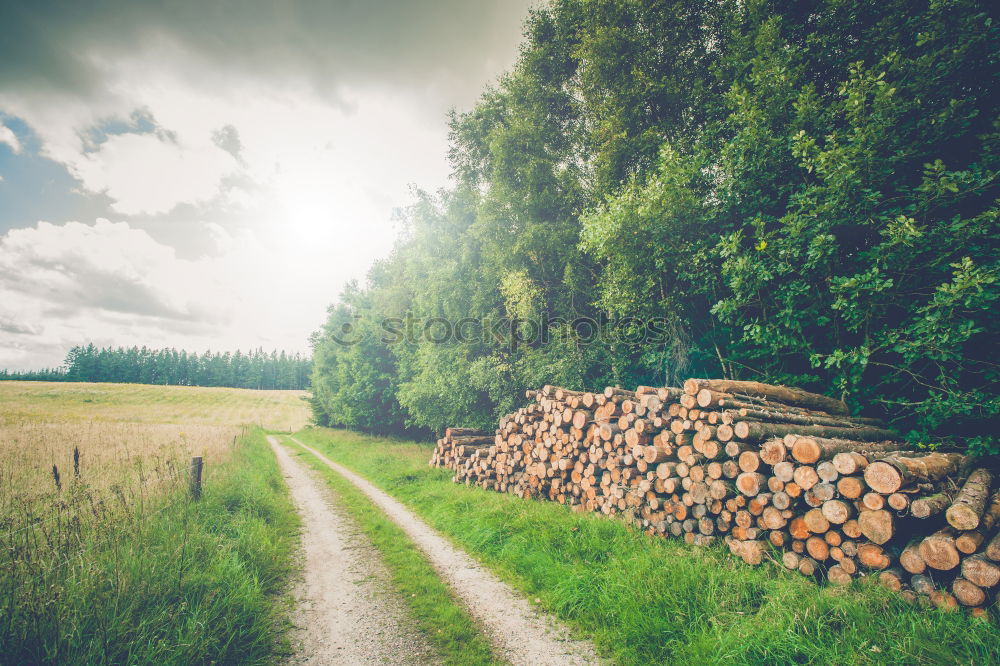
268, 436, 438, 665
285, 435, 600, 666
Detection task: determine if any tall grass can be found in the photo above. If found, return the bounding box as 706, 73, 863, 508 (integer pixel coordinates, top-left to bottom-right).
293, 427, 1000, 666
0, 428, 299, 664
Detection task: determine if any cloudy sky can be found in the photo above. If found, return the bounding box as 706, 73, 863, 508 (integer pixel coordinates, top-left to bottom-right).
0, 0, 534, 370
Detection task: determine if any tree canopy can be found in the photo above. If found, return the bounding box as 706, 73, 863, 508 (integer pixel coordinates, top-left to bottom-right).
310, 0, 999, 453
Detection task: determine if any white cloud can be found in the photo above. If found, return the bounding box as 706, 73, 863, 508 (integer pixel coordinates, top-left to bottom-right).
0, 1, 532, 369
0, 217, 380, 369
71, 132, 239, 215
0, 123, 20, 153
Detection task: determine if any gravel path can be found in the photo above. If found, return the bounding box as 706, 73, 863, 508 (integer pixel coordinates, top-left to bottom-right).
286, 435, 601, 666
269, 436, 439, 665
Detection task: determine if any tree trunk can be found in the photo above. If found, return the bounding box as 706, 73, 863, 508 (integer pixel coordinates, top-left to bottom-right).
986, 530, 1000, 562
919, 526, 962, 570
878, 567, 907, 591
910, 491, 953, 519
857, 543, 892, 569
683, 378, 849, 415
961, 553, 1000, 588
822, 499, 852, 525
899, 538, 926, 574
445, 427, 491, 438
759, 438, 787, 465
735, 407, 885, 429
832, 451, 869, 475
735, 422, 897, 445
946, 468, 994, 530
951, 578, 987, 607
789, 436, 904, 464
859, 509, 895, 545
864, 453, 967, 494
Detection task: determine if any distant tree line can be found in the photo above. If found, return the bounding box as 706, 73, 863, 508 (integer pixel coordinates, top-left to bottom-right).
310, 0, 998, 454
1, 345, 311, 390
0, 368, 69, 382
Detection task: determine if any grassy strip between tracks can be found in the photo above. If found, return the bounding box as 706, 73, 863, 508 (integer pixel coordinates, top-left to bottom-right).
279, 436, 500, 666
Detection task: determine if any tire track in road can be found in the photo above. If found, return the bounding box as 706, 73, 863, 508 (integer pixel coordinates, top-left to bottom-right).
286, 435, 601, 666
269, 436, 439, 665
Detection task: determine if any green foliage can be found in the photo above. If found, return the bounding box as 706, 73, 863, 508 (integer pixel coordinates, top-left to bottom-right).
295, 427, 1000, 664
311, 0, 998, 451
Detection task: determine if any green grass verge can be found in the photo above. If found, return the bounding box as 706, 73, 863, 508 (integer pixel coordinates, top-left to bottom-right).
292, 427, 1000, 666
0, 428, 299, 665
279, 436, 499, 666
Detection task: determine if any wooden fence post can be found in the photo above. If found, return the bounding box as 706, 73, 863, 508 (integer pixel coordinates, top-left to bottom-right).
190, 456, 203, 500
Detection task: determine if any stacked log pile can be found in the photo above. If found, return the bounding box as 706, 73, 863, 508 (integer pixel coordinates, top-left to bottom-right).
429, 379, 998, 614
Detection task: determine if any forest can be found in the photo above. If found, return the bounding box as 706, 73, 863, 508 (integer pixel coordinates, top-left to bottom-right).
0, 344, 312, 390
309, 0, 998, 453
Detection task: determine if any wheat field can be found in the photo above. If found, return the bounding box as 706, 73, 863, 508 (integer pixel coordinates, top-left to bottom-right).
0, 381, 310, 538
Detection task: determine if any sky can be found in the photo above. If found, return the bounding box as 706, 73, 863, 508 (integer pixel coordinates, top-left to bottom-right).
0, 0, 534, 371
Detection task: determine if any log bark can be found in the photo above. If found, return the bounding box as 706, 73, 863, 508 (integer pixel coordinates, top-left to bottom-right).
910, 491, 953, 519
911, 574, 935, 596
955, 530, 985, 555
735, 407, 882, 430
445, 427, 491, 438
798, 556, 819, 576
988, 530, 1000, 562
900, 538, 927, 575
683, 379, 849, 415
978, 490, 1000, 533
864, 452, 967, 494
878, 567, 907, 591
736, 422, 897, 445
946, 467, 994, 530
790, 436, 903, 464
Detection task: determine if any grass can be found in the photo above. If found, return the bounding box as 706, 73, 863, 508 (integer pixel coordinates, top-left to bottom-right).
0, 380, 310, 430
279, 436, 499, 665
0, 427, 300, 664
292, 427, 1000, 666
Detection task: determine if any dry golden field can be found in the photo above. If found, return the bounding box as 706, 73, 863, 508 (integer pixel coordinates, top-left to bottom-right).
0, 381, 310, 527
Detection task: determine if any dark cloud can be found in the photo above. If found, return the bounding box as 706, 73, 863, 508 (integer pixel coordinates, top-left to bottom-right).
0, 0, 535, 107
0, 315, 40, 335
0, 255, 202, 322
211, 125, 243, 162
